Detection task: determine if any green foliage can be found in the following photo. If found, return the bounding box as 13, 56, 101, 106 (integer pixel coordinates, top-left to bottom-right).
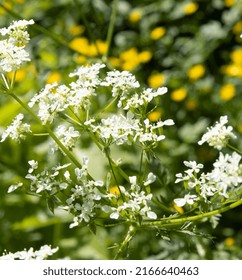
0, 0, 241, 260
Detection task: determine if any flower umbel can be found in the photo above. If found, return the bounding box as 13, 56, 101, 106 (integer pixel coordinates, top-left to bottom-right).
198, 115, 236, 150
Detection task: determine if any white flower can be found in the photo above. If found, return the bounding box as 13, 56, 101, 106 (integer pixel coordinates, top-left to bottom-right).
51, 125, 80, 153
29, 83, 70, 124
0, 245, 58, 260
184, 161, 204, 173
1, 113, 31, 142
174, 194, 198, 207
101, 69, 140, 98
8, 182, 23, 193
198, 115, 236, 150
144, 172, 156, 186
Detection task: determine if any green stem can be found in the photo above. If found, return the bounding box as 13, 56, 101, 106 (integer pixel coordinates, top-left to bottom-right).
114, 225, 136, 260
227, 144, 242, 155
104, 147, 125, 202
8, 92, 84, 170
142, 199, 242, 228
104, 0, 119, 60
1, 74, 9, 90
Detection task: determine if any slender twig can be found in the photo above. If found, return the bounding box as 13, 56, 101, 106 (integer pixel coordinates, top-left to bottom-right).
8, 92, 84, 170
142, 199, 242, 228
114, 225, 136, 259
227, 144, 242, 155
104, 0, 119, 60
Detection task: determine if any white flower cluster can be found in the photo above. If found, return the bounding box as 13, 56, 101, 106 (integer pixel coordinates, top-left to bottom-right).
60, 157, 106, 228
28, 64, 174, 139
103, 173, 157, 220
51, 124, 80, 153
0, 19, 34, 72
87, 114, 174, 146
198, 115, 236, 150
174, 152, 242, 206
0, 245, 58, 260
1, 113, 31, 143
23, 160, 71, 194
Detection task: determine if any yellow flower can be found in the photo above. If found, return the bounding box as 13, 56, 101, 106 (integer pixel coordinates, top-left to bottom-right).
128, 9, 142, 23
109, 186, 121, 196
69, 37, 89, 54
185, 99, 197, 110
138, 51, 152, 63
75, 55, 87, 64
68, 24, 85, 36
173, 203, 184, 214
233, 21, 242, 35
7, 68, 27, 82
230, 49, 242, 65
0, 1, 12, 14
219, 84, 235, 101
224, 237, 235, 246
221, 64, 242, 77
148, 73, 165, 88
46, 71, 62, 84
183, 2, 198, 15
109, 57, 121, 68
224, 0, 236, 7
171, 88, 188, 102
187, 64, 205, 80
96, 40, 108, 55
147, 109, 163, 122
238, 125, 242, 134
150, 27, 166, 40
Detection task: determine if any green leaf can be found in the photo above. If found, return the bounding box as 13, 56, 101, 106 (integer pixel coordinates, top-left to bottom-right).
0, 101, 21, 126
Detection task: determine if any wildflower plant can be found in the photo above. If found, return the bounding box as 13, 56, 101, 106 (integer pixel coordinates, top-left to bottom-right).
0, 2, 242, 260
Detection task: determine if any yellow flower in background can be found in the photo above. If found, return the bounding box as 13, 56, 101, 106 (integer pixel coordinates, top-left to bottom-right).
46, 71, 62, 84
119, 48, 152, 71
148, 109, 163, 122
221, 64, 242, 77
185, 99, 198, 110
171, 88, 188, 102
238, 125, 242, 134
187, 64, 205, 80
69, 37, 89, 54
224, 0, 236, 7
128, 9, 142, 23
68, 24, 85, 36
138, 51, 152, 63
75, 55, 87, 64
183, 2, 198, 15
224, 237, 235, 246
109, 57, 121, 68
96, 40, 108, 55
0, 1, 12, 14
233, 21, 242, 35
219, 84, 235, 101
7, 68, 27, 82
150, 27, 166, 40
148, 73, 165, 88
230, 49, 242, 65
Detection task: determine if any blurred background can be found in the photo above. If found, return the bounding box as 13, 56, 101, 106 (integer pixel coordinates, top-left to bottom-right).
0, 0, 242, 259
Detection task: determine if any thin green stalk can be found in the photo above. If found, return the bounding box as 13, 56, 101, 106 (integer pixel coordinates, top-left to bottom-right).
8, 92, 84, 170
1, 74, 9, 90
114, 225, 136, 260
142, 199, 242, 228
227, 144, 242, 155
104, 147, 125, 202
104, 0, 119, 60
